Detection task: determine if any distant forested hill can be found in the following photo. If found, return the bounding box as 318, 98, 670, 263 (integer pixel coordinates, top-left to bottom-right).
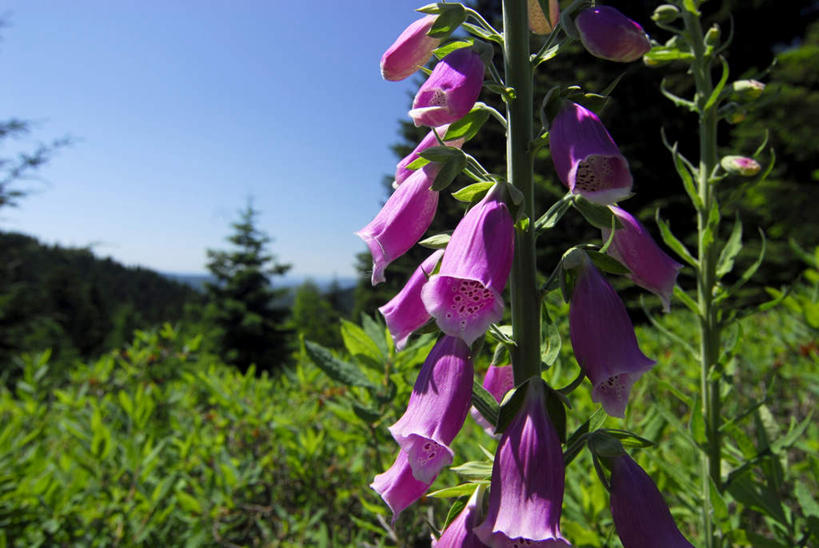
0, 231, 201, 366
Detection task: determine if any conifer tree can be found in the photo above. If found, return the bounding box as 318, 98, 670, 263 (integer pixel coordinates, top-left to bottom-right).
205, 204, 292, 374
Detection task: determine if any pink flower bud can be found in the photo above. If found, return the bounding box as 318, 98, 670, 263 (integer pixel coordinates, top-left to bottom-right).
380, 15, 441, 81
410, 48, 485, 127
576, 6, 651, 63
549, 101, 633, 204
528, 0, 560, 35
720, 155, 761, 176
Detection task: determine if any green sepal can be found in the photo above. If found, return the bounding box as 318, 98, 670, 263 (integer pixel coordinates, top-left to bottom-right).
494, 377, 535, 435
471, 378, 500, 429
418, 233, 451, 249
452, 181, 494, 203
406, 156, 430, 170
643, 45, 695, 66
427, 4, 467, 39
535, 192, 573, 232
586, 250, 630, 275
304, 340, 375, 388
433, 39, 474, 60
572, 196, 622, 230
444, 106, 491, 142
428, 482, 483, 499
433, 158, 467, 190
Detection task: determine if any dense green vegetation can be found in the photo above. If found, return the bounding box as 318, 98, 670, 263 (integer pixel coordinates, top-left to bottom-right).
1, 284, 815, 546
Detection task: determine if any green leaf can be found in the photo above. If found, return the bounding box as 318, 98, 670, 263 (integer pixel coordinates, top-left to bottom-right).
428, 482, 483, 499
541, 321, 561, 366
427, 4, 467, 39
340, 319, 383, 365
659, 78, 697, 112
452, 181, 494, 203
716, 216, 743, 279
603, 429, 655, 448
572, 196, 620, 229
795, 481, 819, 518
304, 341, 375, 388
656, 211, 698, 267
432, 153, 468, 191
175, 489, 203, 514
433, 39, 474, 60
726, 470, 788, 525
472, 378, 500, 428
535, 193, 573, 232
418, 233, 451, 249
586, 250, 630, 275
444, 107, 491, 142
704, 56, 731, 111
419, 145, 463, 163
450, 460, 493, 480
360, 313, 389, 357
406, 156, 430, 170
715, 229, 766, 304
643, 46, 695, 65
352, 402, 381, 424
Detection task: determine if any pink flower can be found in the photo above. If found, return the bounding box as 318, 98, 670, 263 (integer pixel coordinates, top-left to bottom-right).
576, 6, 651, 63
380, 15, 441, 81
371, 449, 434, 521
356, 165, 439, 285
610, 453, 694, 547
474, 383, 570, 547
602, 206, 682, 312
379, 249, 444, 350
395, 124, 465, 187
549, 102, 633, 204
421, 186, 514, 345
569, 254, 655, 417
431, 485, 484, 547
389, 336, 473, 483
409, 48, 485, 127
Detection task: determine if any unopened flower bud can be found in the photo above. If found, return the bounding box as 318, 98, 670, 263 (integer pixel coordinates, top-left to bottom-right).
704, 24, 720, 47
652, 4, 680, 24
730, 79, 766, 102
721, 155, 761, 176
576, 6, 651, 63
528, 0, 560, 35
380, 16, 441, 81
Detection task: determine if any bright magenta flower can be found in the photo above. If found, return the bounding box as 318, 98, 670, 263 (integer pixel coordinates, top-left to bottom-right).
389, 336, 473, 483
610, 453, 694, 547
569, 254, 655, 417
432, 486, 484, 547
379, 249, 444, 350
474, 383, 570, 547
421, 187, 514, 345
380, 15, 441, 81
576, 6, 651, 63
394, 124, 465, 187
371, 449, 434, 521
356, 165, 439, 285
409, 48, 485, 127
602, 206, 682, 312
549, 101, 633, 204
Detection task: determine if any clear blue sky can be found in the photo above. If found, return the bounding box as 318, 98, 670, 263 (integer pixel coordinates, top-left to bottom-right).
0, 0, 428, 279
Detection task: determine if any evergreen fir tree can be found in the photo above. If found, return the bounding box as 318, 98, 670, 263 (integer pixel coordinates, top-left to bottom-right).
205, 204, 292, 374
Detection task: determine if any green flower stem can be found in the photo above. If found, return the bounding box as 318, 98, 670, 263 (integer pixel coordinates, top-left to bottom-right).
502, 0, 541, 385
681, 6, 721, 548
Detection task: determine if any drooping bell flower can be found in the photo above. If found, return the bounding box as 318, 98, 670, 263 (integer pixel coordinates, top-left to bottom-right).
421, 186, 514, 345
389, 336, 473, 483
395, 124, 465, 187
470, 363, 515, 434
568, 253, 655, 417
356, 165, 439, 285
381, 15, 441, 81
409, 47, 485, 127
602, 206, 682, 312
575, 6, 651, 63
432, 485, 484, 548
549, 101, 633, 204
528, 0, 560, 35
474, 383, 570, 547
371, 449, 435, 521
379, 249, 444, 350
609, 453, 694, 547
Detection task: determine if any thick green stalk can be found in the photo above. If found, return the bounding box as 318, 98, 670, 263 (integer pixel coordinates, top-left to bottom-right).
502, 0, 540, 386
681, 6, 721, 548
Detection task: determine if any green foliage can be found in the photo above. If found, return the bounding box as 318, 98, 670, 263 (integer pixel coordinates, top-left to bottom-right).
205, 204, 292, 374
289, 280, 343, 349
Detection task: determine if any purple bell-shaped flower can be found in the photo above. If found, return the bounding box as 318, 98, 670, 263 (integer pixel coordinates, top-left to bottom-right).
410, 47, 485, 127
549, 101, 633, 204
421, 186, 514, 345
568, 253, 655, 417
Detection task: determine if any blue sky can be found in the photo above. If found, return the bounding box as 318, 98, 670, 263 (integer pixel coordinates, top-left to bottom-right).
0, 0, 428, 279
